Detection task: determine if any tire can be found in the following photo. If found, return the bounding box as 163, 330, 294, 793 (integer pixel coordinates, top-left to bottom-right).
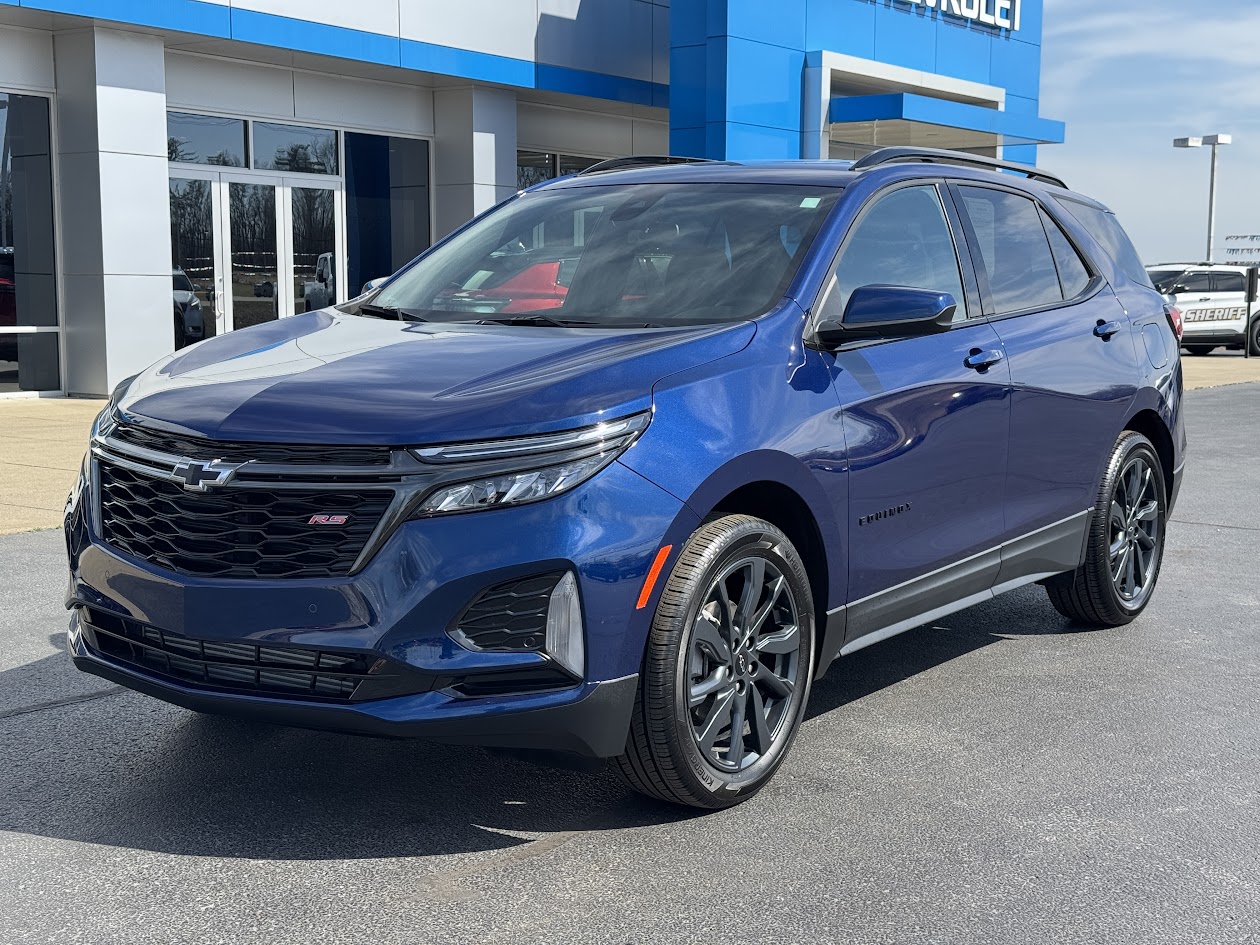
615, 515, 815, 809
174, 312, 187, 350
1045, 431, 1167, 627
1248, 318, 1260, 357
1183, 345, 1215, 356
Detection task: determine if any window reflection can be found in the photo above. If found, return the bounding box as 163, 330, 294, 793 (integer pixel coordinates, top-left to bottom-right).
253, 122, 338, 174
167, 112, 247, 167
228, 183, 278, 329
293, 187, 336, 312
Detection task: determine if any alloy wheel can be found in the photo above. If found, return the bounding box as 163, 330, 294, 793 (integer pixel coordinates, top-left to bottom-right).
686, 555, 802, 772
1109, 455, 1161, 606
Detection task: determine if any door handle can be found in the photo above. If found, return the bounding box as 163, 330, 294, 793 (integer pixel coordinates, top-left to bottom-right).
964, 348, 1004, 372
1093, 320, 1123, 340
1198, 297, 1212, 302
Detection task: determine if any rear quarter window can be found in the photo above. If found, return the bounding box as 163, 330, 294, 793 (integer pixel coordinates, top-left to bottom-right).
1056, 198, 1154, 289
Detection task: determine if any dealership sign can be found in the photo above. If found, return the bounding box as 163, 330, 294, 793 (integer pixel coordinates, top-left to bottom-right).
897, 0, 1023, 32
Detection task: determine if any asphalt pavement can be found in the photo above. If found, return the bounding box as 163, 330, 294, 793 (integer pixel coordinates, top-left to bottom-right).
2, 383, 1259, 945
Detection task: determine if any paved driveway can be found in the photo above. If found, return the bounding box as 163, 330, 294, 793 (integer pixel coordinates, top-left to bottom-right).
2, 384, 1258, 945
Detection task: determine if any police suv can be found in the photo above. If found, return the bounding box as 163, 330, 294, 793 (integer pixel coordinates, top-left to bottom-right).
1147, 263, 1260, 355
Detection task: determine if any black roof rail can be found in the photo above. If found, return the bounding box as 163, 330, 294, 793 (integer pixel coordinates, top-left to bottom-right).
576, 155, 722, 176
849, 146, 1068, 190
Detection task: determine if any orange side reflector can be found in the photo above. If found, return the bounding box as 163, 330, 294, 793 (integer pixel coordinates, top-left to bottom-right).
636, 545, 674, 610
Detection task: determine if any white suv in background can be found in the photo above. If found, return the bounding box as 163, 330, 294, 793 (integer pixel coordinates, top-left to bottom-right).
1147, 263, 1260, 356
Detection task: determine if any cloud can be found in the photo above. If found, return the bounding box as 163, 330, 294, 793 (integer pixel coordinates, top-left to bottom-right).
1041, 0, 1260, 262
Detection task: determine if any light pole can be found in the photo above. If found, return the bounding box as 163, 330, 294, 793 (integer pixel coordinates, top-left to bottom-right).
1174, 134, 1232, 262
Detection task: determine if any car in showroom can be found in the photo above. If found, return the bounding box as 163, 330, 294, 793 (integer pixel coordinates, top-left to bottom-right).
172, 267, 209, 350
1147, 262, 1260, 355
64, 148, 1185, 809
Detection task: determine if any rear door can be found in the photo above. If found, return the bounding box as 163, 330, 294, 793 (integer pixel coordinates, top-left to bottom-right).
817, 182, 1012, 647
950, 183, 1140, 586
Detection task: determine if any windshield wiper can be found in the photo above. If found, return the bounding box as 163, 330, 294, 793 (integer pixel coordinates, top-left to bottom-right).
478, 314, 666, 329
358, 302, 429, 322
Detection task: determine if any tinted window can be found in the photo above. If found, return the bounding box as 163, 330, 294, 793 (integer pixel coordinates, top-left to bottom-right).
1178, 272, 1213, 293
1148, 269, 1186, 294
1041, 208, 1092, 300
823, 185, 967, 321
1214, 272, 1246, 293
0, 93, 58, 332
167, 112, 247, 167
253, 122, 338, 174
1057, 199, 1154, 288
959, 187, 1061, 315
345, 134, 432, 296
369, 184, 841, 327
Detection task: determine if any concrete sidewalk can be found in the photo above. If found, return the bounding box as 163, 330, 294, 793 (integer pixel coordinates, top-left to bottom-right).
0, 352, 1256, 536
0, 398, 102, 535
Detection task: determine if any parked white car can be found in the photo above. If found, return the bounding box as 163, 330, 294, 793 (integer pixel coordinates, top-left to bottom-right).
1147, 263, 1259, 355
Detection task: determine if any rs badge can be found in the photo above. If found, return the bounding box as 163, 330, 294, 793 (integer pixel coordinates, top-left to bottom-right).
308, 514, 350, 526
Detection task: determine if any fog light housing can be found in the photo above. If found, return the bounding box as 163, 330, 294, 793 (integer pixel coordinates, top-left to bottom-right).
545, 572, 584, 678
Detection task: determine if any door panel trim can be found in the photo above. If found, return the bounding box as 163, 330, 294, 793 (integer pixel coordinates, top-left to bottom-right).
836, 510, 1092, 657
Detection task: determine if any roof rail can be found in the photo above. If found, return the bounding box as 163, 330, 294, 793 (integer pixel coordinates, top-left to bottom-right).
576, 155, 721, 176
850, 147, 1068, 190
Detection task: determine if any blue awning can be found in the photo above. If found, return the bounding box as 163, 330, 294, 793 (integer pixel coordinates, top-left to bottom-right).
829, 93, 1064, 146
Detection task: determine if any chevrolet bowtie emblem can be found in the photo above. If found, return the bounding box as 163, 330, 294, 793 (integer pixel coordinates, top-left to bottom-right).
171, 459, 244, 492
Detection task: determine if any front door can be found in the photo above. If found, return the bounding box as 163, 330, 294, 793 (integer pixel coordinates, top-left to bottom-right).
169, 171, 345, 348
816, 183, 1012, 648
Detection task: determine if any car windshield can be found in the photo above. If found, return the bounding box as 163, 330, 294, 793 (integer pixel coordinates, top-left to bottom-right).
1147, 269, 1186, 294
360, 183, 842, 327
172, 271, 194, 293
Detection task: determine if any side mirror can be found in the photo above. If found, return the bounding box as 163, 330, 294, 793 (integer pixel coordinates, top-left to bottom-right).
192, 284, 205, 293
814, 285, 957, 347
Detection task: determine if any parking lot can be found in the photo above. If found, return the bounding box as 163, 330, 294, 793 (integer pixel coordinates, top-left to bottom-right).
2, 381, 1259, 945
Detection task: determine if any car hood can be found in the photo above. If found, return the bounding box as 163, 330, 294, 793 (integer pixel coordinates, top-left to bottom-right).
119, 310, 755, 444
172, 290, 197, 306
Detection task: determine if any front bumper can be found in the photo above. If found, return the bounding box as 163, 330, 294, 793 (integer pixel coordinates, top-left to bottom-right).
69, 609, 638, 756
65, 458, 698, 757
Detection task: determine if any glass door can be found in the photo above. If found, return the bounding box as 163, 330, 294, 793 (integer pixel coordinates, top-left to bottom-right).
285, 178, 344, 315
170, 171, 345, 345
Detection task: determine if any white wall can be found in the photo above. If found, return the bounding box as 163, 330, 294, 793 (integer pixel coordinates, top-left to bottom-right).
517, 101, 668, 157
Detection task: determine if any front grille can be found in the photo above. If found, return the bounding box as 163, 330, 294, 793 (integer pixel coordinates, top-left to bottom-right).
112, 419, 392, 467
83, 607, 380, 701
453, 573, 564, 651
98, 461, 393, 579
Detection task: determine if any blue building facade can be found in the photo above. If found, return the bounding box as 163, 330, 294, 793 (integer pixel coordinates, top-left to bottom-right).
0, 0, 1061, 396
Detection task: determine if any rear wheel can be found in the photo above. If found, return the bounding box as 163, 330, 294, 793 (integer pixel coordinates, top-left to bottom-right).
1248, 318, 1260, 357
615, 515, 815, 809
1045, 431, 1166, 626
1183, 344, 1215, 356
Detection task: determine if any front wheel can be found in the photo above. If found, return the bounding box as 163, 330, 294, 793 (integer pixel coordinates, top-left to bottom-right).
1248, 318, 1260, 357
1183, 345, 1215, 356
615, 515, 815, 809
1045, 431, 1167, 626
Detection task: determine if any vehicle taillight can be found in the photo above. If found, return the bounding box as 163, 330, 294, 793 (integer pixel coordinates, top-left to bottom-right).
1165, 305, 1184, 341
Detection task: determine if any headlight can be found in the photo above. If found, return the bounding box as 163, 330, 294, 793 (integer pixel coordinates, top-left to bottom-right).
411, 411, 650, 516
189, 297, 201, 309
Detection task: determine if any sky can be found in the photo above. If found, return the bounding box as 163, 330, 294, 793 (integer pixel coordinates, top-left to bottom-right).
1039, 0, 1260, 266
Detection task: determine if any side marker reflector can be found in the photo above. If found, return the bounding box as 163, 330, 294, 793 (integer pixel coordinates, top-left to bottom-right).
636, 544, 673, 610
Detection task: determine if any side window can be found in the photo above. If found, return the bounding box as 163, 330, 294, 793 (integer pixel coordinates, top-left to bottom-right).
958, 187, 1061, 315
1056, 198, 1154, 289
1214, 272, 1246, 293
1178, 271, 1213, 294
822, 185, 968, 322
1040, 208, 1092, 300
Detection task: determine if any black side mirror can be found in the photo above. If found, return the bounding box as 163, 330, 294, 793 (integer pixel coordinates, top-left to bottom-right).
814, 285, 957, 347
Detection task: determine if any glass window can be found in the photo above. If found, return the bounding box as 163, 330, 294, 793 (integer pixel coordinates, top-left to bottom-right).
0, 93, 57, 331
367, 183, 841, 327
1041, 208, 1092, 300
169, 177, 216, 344
1057, 198, 1153, 288
557, 154, 601, 176
292, 187, 336, 312
167, 112, 247, 167
1214, 272, 1246, 293
959, 187, 1061, 315
253, 122, 338, 174
1177, 271, 1213, 293
0, 332, 59, 393
1147, 269, 1186, 294
822, 185, 967, 322
518, 150, 556, 189
345, 133, 431, 297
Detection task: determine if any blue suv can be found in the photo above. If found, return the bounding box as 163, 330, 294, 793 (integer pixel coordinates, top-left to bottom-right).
65, 148, 1185, 809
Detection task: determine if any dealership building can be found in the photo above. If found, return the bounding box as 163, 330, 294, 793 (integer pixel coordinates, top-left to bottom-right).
0, 0, 1063, 397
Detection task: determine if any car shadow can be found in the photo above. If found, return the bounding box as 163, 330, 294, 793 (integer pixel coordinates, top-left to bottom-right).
0, 585, 1104, 860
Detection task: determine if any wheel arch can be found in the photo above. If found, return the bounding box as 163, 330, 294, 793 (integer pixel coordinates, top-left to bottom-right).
1124, 408, 1175, 499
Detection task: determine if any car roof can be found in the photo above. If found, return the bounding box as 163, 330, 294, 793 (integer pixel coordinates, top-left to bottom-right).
532, 155, 1106, 210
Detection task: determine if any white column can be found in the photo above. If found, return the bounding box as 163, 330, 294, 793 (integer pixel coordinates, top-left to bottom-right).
54, 27, 171, 396
432, 86, 517, 239
802, 59, 830, 160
